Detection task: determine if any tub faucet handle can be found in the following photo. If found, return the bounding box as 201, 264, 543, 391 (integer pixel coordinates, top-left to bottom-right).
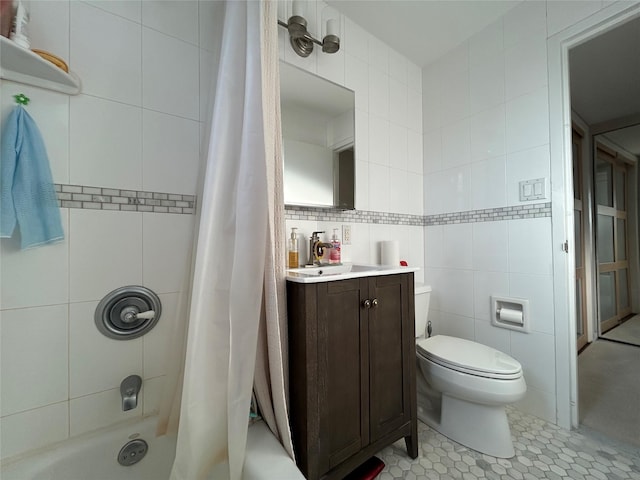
121, 375, 142, 411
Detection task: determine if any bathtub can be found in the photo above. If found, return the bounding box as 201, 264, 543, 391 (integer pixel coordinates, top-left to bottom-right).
1, 416, 303, 480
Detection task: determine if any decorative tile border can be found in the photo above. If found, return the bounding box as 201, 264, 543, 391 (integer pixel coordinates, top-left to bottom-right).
425, 203, 552, 226
54, 184, 196, 214
285, 205, 424, 225
285, 202, 551, 226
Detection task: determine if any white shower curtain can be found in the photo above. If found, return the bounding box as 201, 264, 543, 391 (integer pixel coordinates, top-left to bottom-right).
157, 1, 293, 479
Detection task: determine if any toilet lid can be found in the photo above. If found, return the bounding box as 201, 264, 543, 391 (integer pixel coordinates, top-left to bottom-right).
416, 335, 522, 379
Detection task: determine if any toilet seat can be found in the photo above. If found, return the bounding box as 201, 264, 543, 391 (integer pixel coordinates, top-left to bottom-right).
416, 335, 522, 380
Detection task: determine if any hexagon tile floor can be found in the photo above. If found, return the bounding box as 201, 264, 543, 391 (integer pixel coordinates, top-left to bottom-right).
375, 408, 640, 480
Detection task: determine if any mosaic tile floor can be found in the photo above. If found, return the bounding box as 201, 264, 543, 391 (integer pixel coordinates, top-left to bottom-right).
375, 407, 640, 480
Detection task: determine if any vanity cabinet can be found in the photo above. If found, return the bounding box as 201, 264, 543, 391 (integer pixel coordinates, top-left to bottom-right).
287, 272, 418, 480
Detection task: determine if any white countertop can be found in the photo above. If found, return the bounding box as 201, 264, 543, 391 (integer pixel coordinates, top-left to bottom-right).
286, 263, 418, 283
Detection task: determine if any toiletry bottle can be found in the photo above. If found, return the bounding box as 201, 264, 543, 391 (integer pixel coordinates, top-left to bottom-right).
329, 228, 341, 264
9, 1, 30, 49
288, 227, 299, 268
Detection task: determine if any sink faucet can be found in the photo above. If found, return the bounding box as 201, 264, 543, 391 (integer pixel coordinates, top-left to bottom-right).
120, 375, 142, 411
307, 231, 333, 266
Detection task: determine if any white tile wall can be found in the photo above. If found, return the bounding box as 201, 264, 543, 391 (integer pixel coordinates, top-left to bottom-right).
1, 305, 69, 417
70, 2, 142, 105
69, 210, 143, 303
503, 1, 547, 48
469, 104, 506, 162
507, 217, 553, 276
419, 0, 614, 423
472, 221, 509, 273
422, 1, 606, 421
70, 95, 143, 190
142, 215, 194, 294
143, 293, 179, 379
469, 54, 505, 115
142, 0, 199, 45
368, 163, 390, 213
369, 115, 390, 167
442, 224, 473, 270
70, 387, 141, 437
69, 301, 143, 398
1, 210, 69, 310
505, 86, 550, 154
142, 27, 199, 121
86, 0, 142, 23
0, 0, 206, 459
0, 402, 69, 459
142, 375, 166, 416
142, 110, 200, 194
388, 123, 408, 171
441, 118, 471, 169
473, 271, 510, 321
506, 145, 551, 206
470, 156, 507, 210
504, 35, 549, 101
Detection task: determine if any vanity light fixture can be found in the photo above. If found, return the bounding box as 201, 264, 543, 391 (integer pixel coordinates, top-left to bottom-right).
278, 0, 339, 58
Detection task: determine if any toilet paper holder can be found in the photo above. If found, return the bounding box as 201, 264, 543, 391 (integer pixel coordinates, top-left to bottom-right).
491, 296, 530, 333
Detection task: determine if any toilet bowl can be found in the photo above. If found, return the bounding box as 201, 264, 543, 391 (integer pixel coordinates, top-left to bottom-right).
414, 284, 526, 458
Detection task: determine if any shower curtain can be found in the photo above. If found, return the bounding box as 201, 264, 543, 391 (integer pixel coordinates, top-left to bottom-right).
157, 1, 293, 479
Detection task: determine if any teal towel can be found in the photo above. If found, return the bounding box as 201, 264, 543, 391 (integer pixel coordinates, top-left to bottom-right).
1, 105, 64, 249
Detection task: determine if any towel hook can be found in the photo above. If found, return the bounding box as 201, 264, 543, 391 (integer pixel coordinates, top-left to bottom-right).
13, 93, 30, 105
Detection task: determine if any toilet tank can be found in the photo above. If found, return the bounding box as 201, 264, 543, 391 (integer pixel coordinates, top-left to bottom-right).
414, 283, 432, 339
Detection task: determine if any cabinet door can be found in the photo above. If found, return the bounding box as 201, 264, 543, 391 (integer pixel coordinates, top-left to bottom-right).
317, 278, 369, 473
368, 274, 413, 442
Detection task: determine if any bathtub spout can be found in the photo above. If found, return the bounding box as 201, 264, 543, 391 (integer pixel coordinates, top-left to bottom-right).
121, 375, 142, 411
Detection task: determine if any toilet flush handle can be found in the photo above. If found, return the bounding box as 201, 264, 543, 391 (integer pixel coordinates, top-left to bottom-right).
427, 321, 432, 338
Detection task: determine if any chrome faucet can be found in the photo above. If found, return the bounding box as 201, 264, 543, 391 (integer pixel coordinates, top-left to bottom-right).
120, 375, 142, 411
307, 231, 333, 266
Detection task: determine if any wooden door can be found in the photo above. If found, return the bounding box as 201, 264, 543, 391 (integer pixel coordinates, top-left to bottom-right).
317, 278, 369, 473
367, 274, 413, 442
595, 144, 631, 334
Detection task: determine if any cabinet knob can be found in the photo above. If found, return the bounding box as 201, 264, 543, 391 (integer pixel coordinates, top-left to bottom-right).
371, 298, 378, 308
362, 299, 371, 309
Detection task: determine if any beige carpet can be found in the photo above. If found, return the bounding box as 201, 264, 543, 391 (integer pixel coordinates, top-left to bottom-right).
578, 339, 640, 448
601, 314, 640, 346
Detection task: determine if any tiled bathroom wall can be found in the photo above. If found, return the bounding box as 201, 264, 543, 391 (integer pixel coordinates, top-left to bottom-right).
421, 1, 619, 424
0, 0, 219, 460
280, 1, 426, 279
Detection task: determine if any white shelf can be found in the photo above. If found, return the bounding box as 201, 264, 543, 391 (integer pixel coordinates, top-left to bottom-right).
0, 36, 80, 95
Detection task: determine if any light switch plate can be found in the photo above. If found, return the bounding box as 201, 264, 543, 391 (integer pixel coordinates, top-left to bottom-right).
519, 178, 546, 201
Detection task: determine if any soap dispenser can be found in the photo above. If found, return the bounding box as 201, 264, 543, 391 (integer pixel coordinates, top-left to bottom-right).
288, 227, 299, 268
329, 228, 341, 264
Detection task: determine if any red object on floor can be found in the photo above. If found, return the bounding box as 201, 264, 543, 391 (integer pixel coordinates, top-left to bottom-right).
343, 456, 385, 480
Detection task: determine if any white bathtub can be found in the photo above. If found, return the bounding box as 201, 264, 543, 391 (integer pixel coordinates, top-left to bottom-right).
1, 416, 303, 480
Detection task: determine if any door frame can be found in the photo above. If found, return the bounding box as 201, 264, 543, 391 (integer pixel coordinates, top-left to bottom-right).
572, 124, 588, 351
548, 3, 640, 429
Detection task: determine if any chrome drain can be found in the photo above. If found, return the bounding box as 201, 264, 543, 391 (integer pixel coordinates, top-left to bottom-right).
118, 439, 148, 466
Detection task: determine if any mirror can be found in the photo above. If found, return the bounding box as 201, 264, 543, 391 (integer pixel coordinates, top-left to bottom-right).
280, 62, 355, 209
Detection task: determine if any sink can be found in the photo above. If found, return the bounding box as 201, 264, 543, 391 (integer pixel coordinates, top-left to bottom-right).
287, 264, 353, 276
286, 263, 418, 283
350, 264, 381, 273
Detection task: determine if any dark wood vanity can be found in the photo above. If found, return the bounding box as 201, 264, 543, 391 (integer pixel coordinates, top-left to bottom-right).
287, 272, 418, 480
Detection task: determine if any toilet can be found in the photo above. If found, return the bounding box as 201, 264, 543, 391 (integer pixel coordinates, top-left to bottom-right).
414, 283, 526, 458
